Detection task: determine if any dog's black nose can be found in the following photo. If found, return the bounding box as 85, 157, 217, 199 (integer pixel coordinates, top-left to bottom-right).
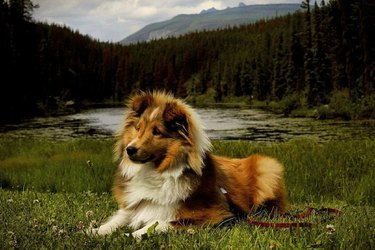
126, 146, 138, 157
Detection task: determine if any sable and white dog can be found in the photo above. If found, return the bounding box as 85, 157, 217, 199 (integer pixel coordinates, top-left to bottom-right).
93, 91, 288, 237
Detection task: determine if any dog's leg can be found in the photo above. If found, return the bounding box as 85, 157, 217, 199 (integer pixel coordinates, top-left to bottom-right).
93, 209, 130, 235
131, 220, 171, 238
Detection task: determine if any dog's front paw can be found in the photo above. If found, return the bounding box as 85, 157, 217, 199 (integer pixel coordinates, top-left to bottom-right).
130, 221, 166, 239
86, 225, 113, 236
131, 228, 147, 239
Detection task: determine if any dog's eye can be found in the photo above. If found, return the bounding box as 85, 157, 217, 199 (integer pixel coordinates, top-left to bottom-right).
153, 127, 161, 136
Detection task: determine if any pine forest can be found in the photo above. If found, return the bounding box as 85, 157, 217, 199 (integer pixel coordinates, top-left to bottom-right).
0, 0, 374, 121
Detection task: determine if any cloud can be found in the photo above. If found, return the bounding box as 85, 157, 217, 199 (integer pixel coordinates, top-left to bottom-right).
32, 0, 306, 42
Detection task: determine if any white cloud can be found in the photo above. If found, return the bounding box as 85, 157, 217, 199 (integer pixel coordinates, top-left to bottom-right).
32, 0, 306, 42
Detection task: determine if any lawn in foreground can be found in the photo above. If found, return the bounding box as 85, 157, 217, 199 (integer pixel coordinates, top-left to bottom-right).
1, 137, 374, 249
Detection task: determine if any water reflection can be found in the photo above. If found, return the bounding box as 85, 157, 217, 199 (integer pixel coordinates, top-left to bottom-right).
1, 107, 374, 143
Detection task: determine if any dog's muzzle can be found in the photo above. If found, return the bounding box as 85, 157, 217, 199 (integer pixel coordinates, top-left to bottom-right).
126, 146, 154, 163
126, 146, 138, 157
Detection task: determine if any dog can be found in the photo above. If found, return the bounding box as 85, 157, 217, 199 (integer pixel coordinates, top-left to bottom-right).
93, 91, 288, 237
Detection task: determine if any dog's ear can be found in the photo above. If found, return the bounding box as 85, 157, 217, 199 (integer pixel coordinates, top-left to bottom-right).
163, 102, 190, 140
130, 92, 153, 117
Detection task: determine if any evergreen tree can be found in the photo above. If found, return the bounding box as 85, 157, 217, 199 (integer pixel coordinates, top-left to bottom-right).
312, 1, 331, 104
234, 62, 242, 97
302, 0, 318, 106
286, 18, 305, 95
214, 63, 223, 102
272, 33, 287, 100
240, 58, 253, 97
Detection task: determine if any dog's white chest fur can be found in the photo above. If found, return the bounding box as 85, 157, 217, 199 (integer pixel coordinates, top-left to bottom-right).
121, 161, 192, 228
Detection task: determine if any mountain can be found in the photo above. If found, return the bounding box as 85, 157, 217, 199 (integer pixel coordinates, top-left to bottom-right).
200, 7, 218, 14
120, 3, 301, 44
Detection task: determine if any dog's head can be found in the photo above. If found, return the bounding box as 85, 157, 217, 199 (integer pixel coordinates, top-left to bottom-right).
115, 91, 211, 175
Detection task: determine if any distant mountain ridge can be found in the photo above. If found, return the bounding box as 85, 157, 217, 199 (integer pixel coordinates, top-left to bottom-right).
120, 3, 301, 44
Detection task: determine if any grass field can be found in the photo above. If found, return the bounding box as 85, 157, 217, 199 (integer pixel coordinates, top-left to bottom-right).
1, 137, 374, 249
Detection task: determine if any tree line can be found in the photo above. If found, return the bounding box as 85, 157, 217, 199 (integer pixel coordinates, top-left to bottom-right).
0, 0, 374, 122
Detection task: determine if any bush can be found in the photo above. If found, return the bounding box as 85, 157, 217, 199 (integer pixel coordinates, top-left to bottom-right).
328, 90, 353, 119
317, 91, 375, 120
355, 95, 375, 119
278, 93, 306, 116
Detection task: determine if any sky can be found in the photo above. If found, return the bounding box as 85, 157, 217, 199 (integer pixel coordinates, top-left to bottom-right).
32, 0, 310, 42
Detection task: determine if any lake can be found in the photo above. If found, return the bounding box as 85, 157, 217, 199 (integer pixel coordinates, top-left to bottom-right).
1, 107, 374, 143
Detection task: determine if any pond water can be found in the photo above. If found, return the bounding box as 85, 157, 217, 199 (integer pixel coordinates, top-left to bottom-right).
1, 107, 374, 143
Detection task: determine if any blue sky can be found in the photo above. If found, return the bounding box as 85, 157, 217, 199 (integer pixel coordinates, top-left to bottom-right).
32, 0, 317, 42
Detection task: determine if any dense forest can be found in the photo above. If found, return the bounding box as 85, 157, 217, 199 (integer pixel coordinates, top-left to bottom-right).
0, 0, 374, 122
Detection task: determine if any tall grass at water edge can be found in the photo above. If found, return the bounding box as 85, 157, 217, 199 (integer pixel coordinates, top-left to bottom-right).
0, 136, 374, 249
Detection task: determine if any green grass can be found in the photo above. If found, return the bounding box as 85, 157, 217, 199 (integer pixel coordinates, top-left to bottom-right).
1, 137, 375, 249
0, 138, 115, 193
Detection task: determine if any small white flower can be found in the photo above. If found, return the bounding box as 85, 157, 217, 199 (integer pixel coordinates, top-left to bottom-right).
326, 224, 335, 235
8, 239, 17, 247
90, 220, 98, 228
33, 199, 40, 204
7, 231, 15, 236
86, 160, 93, 167
85, 210, 94, 219
48, 219, 57, 226
76, 221, 85, 230
7, 232, 17, 247
160, 244, 167, 249
187, 228, 196, 235
31, 218, 39, 228
52, 225, 59, 232
58, 229, 66, 237
269, 242, 277, 249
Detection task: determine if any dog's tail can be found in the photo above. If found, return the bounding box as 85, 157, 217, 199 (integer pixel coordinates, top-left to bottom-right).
252, 155, 288, 213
